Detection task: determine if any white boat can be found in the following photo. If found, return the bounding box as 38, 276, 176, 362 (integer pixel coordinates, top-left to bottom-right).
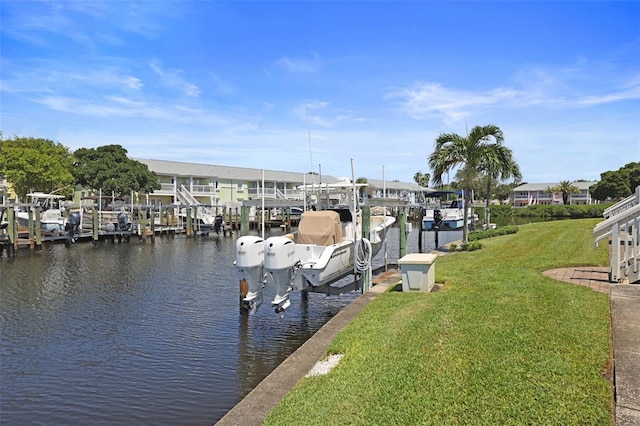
234, 177, 396, 314
422, 196, 477, 231
16, 193, 66, 234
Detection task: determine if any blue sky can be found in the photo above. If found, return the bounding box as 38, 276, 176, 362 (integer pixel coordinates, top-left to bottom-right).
1, 1, 639, 186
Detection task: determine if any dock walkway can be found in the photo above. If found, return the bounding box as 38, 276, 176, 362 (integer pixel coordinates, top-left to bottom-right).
217, 266, 640, 425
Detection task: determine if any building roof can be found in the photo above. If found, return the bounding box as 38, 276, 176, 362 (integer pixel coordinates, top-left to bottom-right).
514, 181, 597, 191
134, 158, 333, 183
135, 158, 430, 192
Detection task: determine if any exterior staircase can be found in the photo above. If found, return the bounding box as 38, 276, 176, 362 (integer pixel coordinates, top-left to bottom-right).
593, 186, 640, 283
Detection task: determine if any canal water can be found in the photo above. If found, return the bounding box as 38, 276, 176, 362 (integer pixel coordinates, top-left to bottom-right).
0, 225, 459, 425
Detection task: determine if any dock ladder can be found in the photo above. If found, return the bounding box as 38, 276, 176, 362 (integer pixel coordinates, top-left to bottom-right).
593, 186, 640, 283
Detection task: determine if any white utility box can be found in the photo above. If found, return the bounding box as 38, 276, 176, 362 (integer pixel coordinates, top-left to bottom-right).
398, 253, 437, 292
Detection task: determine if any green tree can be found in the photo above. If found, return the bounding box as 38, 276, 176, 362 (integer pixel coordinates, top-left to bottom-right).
73, 145, 160, 196
428, 124, 513, 243
548, 180, 581, 204
494, 182, 520, 204
590, 162, 640, 201
413, 171, 431, 188
355, 177, 371, 199
0, 136, 75, 201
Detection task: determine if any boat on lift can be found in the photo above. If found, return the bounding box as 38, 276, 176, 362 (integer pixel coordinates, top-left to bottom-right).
15, 193, 67, 235
234, 177, 396, 314
422, 191, 477, 231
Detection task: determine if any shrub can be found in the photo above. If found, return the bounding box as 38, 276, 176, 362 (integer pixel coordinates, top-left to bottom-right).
461, 241, 482, 251
448, 243, 457, 252
509, 204, 609, 219
468, 226, 519, 242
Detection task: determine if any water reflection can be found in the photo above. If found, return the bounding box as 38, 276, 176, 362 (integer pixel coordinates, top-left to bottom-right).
0, 224, 451, 425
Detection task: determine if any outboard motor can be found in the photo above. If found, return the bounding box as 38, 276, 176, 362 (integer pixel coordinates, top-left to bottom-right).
66, 212, 81, 242
117, 212, 130, 231
433, 209, 442, 228
264, 236, 298, 314
213, 215, 224, 234
234, 236, 266, 310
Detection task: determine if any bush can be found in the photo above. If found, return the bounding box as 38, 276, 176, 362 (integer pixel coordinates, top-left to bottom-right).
510, 204, 609, 219
468, 226, 519, 242
448, 243, 457, 252
461, 241, 482, 251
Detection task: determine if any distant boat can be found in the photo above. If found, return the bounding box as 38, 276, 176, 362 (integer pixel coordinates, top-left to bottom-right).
422, 191, 477, 231
16, 193, 66, 234
234, 177, 396, 314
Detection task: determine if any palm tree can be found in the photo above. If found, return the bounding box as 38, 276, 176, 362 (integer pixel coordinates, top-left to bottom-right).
479, 150, 521, 228
413, 171, 431, 188
428, 124, 518, 244
549, 180, 580, 204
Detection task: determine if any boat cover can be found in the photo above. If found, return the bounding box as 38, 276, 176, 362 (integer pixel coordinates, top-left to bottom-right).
298, 211, 343, 246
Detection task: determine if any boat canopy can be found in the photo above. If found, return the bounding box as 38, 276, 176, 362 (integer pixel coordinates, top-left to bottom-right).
298, 211, 343, 246
426, 190, 462, 198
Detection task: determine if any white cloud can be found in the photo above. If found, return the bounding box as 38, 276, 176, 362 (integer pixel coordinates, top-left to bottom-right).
274, 54, 320, 73
387, 83, 521, 124
149, 62, 201, 97
387, 69, 640, 124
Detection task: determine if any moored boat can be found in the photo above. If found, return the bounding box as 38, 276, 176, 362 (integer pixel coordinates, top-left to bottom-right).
422, 192, 477, 231
234, 177, 396, 314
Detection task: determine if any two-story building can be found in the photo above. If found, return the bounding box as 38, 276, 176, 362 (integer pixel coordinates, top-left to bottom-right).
135, 158, 430, 208
512, 181, 598, 206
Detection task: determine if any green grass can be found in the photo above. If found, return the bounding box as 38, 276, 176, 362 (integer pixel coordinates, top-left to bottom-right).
265, 219, 613, 425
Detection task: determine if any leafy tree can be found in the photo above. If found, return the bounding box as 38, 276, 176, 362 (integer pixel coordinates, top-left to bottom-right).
629, 163, 640, 191
73, 145, 160, 196
590, 171, 629, 201
590, 162, 639, 201
494, 182, 520, 204
428, 124, 514, 243
413, 171, 431, 188
548, 180, 580, 204
356, 177, 372, 199
0, 135, 75, 201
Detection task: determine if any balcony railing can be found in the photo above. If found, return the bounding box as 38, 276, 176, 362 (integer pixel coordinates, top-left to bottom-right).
247, 188, 304, 200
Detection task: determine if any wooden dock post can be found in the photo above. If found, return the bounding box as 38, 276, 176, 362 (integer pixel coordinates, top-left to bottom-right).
399, 207, 407, 258
7, 207, 17, 257
92, 208, 99, 246
239, 279, 248, 303
186, 207, 193, 238
240, 205, 250, 236
28, 208, 35, 249
150, 206, 156, 242
35, 208, 43, 251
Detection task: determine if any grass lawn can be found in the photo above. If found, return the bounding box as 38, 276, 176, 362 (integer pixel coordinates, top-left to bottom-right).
265, 219, 613, 425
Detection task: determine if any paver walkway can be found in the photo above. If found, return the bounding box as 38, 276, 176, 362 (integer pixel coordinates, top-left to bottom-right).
544, 267, 640, 426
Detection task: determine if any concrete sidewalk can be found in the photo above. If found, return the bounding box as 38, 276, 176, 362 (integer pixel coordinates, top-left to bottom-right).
543, 267, 640, 425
